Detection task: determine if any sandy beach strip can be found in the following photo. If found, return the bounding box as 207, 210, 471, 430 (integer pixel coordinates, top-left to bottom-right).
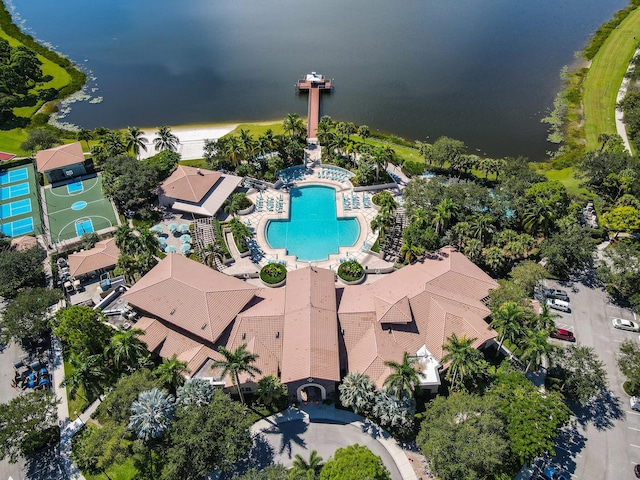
138, 123, 238, 160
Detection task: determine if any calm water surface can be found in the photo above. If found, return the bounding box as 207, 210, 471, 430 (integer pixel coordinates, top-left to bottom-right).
9, 0, 629, 160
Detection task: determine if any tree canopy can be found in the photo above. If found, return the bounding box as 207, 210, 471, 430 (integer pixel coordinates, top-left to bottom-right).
0, 245, 46, 298
0, 287, 61, 346
101, 154, 159, 214
548, 345, 608, 404
319, 444, 390, 480
52, 305, 114, 357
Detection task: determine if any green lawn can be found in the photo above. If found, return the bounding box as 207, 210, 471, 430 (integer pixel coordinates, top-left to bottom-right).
63, 360, 88, 419
583, 6, 640, 151
83, 458, 138, 480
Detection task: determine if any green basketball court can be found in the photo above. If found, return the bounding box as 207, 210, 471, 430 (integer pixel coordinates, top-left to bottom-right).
43, 175, 119, 243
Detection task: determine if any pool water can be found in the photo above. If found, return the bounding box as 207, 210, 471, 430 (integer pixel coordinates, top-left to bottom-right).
266, 186, 359, 261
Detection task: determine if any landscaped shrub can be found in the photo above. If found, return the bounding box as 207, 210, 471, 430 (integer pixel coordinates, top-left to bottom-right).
337, 260, 365, 282
260, 263, 287, 284
402, 158, 424, 177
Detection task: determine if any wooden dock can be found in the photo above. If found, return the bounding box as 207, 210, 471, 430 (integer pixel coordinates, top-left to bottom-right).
297, 73, 332, 140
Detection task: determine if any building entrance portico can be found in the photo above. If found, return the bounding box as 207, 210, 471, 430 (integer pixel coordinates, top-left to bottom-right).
297, 383, 326, 402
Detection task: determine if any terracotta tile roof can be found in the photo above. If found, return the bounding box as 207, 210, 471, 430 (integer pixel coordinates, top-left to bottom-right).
281, 267, 340, 383
158, 165, 222, 203
123, 254, 258, 343
67, 238, 120, 278
35, 142, 84, 173
9, 236, 38, 251
374, 295, 412, 324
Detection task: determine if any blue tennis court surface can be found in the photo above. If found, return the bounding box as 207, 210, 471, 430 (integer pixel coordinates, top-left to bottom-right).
0, 199, 31, 219
75, 219, 94, 236
0, 167, 28, 185
0, 182, 29, 200
1, 217, 34, 236
67, 180, 83, 194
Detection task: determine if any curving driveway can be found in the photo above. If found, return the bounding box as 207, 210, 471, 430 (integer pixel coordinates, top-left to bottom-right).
245, 405, 417, 480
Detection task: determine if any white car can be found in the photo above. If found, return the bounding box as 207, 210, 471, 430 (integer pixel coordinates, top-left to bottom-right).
612, 318, 640, 332
631, 397, 640, 412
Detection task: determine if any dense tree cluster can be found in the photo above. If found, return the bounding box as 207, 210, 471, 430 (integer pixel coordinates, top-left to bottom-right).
0, 243, 46, 298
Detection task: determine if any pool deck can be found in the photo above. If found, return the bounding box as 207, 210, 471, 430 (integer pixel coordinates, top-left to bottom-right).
226, 166, 396, 278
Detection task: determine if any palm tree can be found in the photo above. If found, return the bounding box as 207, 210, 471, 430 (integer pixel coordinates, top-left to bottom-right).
463, 238, 483, 263
520, 329, 553, 373
441, 333, 487, 392
125, 126, 148, 159
523, 199, 556, 237
128, 388, 175, 443
316, 121, 333, 146
137, 228, 160, 256
101, 131, 127, 157
358, 125, 370, 144
77, 128, 93, 150
106, 327, 149, 374
468, 213, 495, 245
156, 354, 189, 394
283, 113, 305, 139
432, 197, 459, 234
176, 378, 214, 407
399, 240, 424, 264
223, 135, 243, 166
212, 343, 262, 405
483, 246, 506, 274
490, 301, 526, 356
153, 125, 179, 152
291, 450, 323, 479
450, 221, 471, 249
384, 352, 421, 399
338, 371, 376, 415
536, 302, 559, 331
116, 254, 141, 284
114, 224, 139, 257
255, 375, 287, 409
60, 353, 107, 401
503, 240, 526, 261
238, 128, 256, 160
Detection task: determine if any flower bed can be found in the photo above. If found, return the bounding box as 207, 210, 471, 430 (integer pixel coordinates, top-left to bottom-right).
260, 263, 287, 286
337, 260, 365, 284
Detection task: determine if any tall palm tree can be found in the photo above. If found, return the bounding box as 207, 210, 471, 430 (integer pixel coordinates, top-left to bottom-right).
399, 240, 424, 264
468, 213, 495, 245
291, 450, 323, 479
212, 343, 262, 405
316, 121, 333, 146
490, 301, 526, 356
238, 128, 256, 160
283, 113, 305, 139
223, 135, 243, 166
156, 354, 189, 394
106, 328, 149, 374
77, 128, 93, 151
432, 197, 459, 234
60, 353, 107, 401
114, 224, 139, 257
125, 126, 148, 159
358, 125, 370, 144
521, 329, 553, 373
463, 238, 483, 263
338, 371, 376, 415
128, 388, 175, 443
116, 254, 141, 284
523, 199, 556, 237
536, 302, 559, 331
101, 131, 127, 157
441, 333, 487, 392
153, 125, 179, 152
383, 352, 421, 399
137, 228, 159, 256
483, 246, 506, 274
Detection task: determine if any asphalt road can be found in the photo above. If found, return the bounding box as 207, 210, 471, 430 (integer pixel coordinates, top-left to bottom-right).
543, 276, 639, 480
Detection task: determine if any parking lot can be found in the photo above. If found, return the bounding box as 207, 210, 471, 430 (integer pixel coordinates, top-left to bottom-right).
541, 277, 639, 479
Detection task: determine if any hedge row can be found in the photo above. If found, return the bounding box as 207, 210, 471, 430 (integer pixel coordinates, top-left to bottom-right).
0, 1, 86, 98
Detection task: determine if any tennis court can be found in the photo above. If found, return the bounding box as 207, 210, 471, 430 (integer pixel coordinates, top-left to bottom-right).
0, 167, 28, 185
1, 217, 34, 237
0, 182, 30, 200
0, 199, 32, 219
44, 175, 118, 243
0, 163, 42, 237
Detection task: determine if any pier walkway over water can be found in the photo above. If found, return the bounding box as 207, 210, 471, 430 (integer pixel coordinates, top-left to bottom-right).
297, 72, 332, 140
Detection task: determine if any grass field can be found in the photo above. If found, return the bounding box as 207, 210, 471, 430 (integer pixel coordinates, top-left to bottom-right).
43, 175, 118, 243
583, 6, 640, 151
0, 27, 73, 155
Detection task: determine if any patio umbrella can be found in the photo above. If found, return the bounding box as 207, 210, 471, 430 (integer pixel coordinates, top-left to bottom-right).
164, 245, 177, 253
150, 224, 164, 233
179, 234, 192, 244
179, 243, 191, 254
178, 223, 190, 233
157, 237, 167, 245
167, 223, 178, 233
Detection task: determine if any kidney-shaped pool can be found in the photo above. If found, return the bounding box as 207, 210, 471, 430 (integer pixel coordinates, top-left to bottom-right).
266, 185, 359, 262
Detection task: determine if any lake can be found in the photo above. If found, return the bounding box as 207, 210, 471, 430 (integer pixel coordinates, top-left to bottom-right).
8, 0, 629, 160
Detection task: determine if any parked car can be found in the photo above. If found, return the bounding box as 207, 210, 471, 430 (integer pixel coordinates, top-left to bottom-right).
612, 318, 640, 332
550, 328, 575, 342
546, 298, 571, 313
634, 463, 640, 478
545, 289, 569, 301
542, 466, 570, 480
630, 397, 640, 412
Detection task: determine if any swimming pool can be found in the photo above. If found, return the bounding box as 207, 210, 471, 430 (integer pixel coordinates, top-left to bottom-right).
266, 185, 359, 261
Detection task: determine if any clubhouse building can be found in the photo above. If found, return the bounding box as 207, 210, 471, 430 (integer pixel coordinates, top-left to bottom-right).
123, 246, 498, 402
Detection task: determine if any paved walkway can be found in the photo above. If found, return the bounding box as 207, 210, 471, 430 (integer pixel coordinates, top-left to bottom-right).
251, 404, 418, 480
615, 46, 640, 154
